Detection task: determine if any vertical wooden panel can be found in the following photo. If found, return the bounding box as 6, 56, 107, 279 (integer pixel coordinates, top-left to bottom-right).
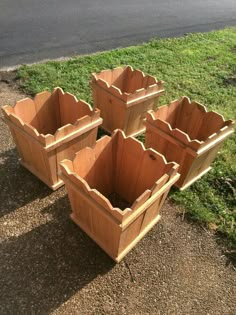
51, 88, 61, 130
95, 87, 126, 132
45, 150, 58, 186
175, 98, 195, 133
145, 127, 166, 156
58, 90, 91, 126
69, 186, 93, 232
98, 69, 113, 84
134, 150, 167, 200
72, 135, 113, 196
14, 98, 39, 129
186, 103, 205, 140
11, 128, 32, 165
111, 67, 127, 92
166, 99, 180, 128
91, 137, 113, 197
90, 208, 120, 258
113, 131, 125, 193
34, 91, 58, 135
140, 199, 161, 232
124, 95, 154, 136
118, 213, 145, 255
198, 112, 225, 141
182, 142, 222, 187
126, 69, 144, 93
115, 137, 144, 203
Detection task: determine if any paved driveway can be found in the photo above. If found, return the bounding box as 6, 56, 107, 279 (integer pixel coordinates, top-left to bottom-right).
0, 0, 236, 68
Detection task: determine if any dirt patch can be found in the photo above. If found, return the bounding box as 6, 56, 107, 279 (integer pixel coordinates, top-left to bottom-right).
205, 56, 216, 62
222, 69, 236, 87
0, 82, 235, 315
108, 192, 131, 210
231, 46, 236, 54
0, 70, 17, 84
223, 76, 236, 86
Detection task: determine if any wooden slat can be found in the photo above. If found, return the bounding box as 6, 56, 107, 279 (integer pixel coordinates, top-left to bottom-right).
139, 200, 162, 233
72, 135, 112, 195
113, 130, 125, 192
198, 111, 225, 141
23, 123, 39, 139
111, 67, 127, 92
14, 98, 39, 129
91, 82, 126, 132
7, 113, 25, 128
34, 91, 57, 135
51, 88, 61, 129
45, 149, 59, 186
71, 212, 121, 260
121, 173, 180, 230
123, 98, 145, 136
126, 89, 164, 106
147, 75, 157, 86
131, 190, 152, 211
97, 69, 113, 84
133, 148, 166, 199
175, 97, 194, 133
61, 173, 123, 223
118, 213, 145, 255
1, 105, 14, 117
73, 135, 110, 173
116, 214, 161, 262
145, 122, 167, 154
58, 90, 92, 126
55, 124, 75, 180
126, 69, 145, 94
145, 120, 201, 152
166, 99, 181, 128
154, 105, 168, 120
151, 174, 170, 196
45, 118, 102, 152
89, 138, 113, 196
115, 136, 144, 203
186, 102, 205, 140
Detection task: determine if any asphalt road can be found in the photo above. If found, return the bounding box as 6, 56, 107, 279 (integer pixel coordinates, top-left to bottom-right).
0, 0, 236, 68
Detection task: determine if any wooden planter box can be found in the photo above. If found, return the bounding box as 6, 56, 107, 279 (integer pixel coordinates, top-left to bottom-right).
59, 130, 179, 262
91, 66, 165, 137
145, 97, 235, 190
2, 87, 102, 190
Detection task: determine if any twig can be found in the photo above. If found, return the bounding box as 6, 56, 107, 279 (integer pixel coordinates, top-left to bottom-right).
124, 258, 136, 283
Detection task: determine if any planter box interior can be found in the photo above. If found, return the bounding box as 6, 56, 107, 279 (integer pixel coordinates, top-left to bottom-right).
91, 66, 165, 137
2, 87, 102, 190
145, 96, 235, 190
60, 130, 179, 262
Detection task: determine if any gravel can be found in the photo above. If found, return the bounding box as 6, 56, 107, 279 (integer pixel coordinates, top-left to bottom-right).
0, 81, 235, 315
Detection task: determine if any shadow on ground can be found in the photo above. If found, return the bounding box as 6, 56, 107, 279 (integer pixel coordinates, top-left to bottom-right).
0, 147, 51, 217
0, 195, 115, 314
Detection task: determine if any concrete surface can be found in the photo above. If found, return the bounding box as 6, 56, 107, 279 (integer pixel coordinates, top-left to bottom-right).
0, 82, 235, 314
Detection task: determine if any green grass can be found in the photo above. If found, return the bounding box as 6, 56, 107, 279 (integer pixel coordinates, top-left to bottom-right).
17, 28, 236, 247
